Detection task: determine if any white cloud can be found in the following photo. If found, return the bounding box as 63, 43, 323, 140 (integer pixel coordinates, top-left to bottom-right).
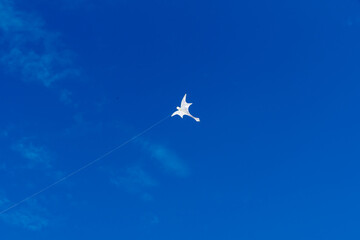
0, 162, 6, 171
1, 130, 9, 138
0, 0, 79, 87
0, 195, 9, 206
108, 166, 157, 201
1, 209, 49, 231
12, 139, 53, 169
141, 193, 154, 202
60, 89, 73, 105
138, 139, 189, 177
141, 212, 160, 226
111, 166, 157, 191
150, 215, 159, 225
0, 197, 49, 231
104, 138, 188, 202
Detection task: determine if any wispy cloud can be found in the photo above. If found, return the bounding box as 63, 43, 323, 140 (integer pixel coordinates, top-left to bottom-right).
110, 166, 157, 200
1, 125, 15, 138
1, 130, 9, 138
0, 162, 7, 171
102, 138, 189, 202
141, 213, 160, 226
59, 89, 73, 105
347, 16, 360, 27
126, 166, 157, 187
138, 139, 189, 178
0, 197, 49, 231
0, 0, 79, 87
12, 139, 53, 169
0, 195, 9, 206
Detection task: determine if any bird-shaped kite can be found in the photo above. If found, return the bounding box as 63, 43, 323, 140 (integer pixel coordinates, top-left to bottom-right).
171, 94, 200, 122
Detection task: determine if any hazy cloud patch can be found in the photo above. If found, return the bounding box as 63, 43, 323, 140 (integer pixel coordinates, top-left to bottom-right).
59, 89, 73, 105
111, 166, 157, 191
0, 197, 49, 231
138, 139, 189, 178
107, 165, 157, 201
0, 0, 79, 87
12, 139, 53, 169
0, 162, 7, 171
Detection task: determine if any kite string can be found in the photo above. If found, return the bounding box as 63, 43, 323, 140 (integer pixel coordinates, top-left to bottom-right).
0, 115, 170, 216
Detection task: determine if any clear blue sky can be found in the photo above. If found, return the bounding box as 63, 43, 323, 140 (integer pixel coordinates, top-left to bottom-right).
1, 0, 360, 239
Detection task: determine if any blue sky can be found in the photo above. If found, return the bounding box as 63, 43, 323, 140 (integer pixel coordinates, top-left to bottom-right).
1, 0, 360, 239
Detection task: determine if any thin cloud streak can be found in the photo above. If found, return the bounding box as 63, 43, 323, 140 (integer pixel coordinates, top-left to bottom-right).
111, 166, 157, 188
110, 166, 157, 201
0, 0, 79, 87
0, 194, 49, 231
138, 139, 189, 178
12, 139, 53, 169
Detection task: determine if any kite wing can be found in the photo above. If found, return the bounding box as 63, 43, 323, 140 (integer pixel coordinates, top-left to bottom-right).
171, 111, 179, 117
180, 94, 192, 109
171, 110, 184, 118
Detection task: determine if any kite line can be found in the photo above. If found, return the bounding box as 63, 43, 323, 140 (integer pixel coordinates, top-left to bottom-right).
0, 115, 170, 216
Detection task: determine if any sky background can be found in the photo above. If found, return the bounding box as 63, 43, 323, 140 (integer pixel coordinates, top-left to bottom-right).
1, 0, 360, 239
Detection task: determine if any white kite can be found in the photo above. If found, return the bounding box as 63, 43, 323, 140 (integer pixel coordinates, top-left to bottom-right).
171, 94, 200, 122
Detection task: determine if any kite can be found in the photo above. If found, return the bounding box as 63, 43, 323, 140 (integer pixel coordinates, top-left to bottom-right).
0, 93, 200, 216
171, 94, 200, 122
